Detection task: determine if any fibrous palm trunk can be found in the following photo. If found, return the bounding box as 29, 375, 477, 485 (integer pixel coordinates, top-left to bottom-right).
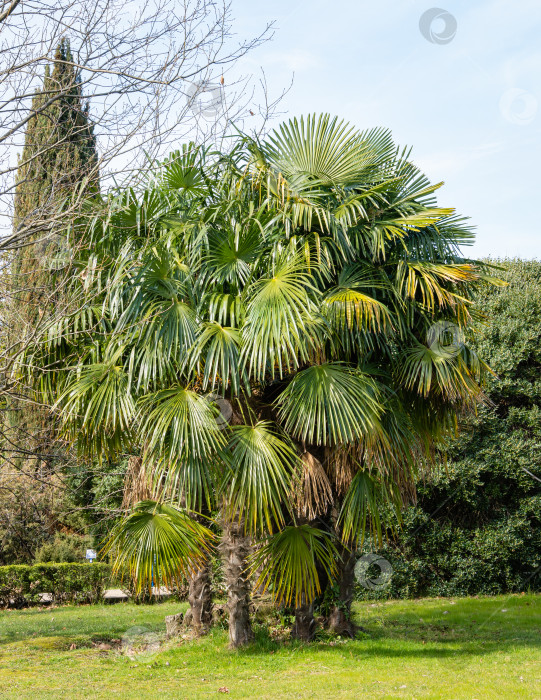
292, 597, 316, 641
220, 518, 254, 648
183, 560, 213, 635
327, 544, 357, 636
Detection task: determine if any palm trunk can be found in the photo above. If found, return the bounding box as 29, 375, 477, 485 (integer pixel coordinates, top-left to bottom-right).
183, 560, 213, 635
220, 518, 254, 648
327, 545, 357, 636
292, 597, 316, 641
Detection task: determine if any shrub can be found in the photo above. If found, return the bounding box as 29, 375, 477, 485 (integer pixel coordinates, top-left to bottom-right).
0, 565, 31, 608
0, 562, 111, 607
34, 532, 92, 563
29, 562, 111, 604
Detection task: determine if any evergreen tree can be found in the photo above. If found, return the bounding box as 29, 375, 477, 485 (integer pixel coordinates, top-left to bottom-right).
8, 38, 98, 470
14, 37, 98, 234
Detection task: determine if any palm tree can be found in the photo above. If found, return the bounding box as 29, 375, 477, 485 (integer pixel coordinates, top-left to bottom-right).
240, 114, 497, 635
19, 117, 499, 646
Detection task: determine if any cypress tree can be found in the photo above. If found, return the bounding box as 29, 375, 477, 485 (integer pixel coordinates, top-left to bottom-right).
10, 38, 99, 469
14, 37, 98, 235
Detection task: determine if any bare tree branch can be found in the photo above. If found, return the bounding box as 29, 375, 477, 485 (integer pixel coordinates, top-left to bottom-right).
0, 0, 21, 24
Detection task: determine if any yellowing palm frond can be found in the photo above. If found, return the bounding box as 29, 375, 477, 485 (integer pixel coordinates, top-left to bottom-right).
103, 500, 213, 593
250, 524, 337, 607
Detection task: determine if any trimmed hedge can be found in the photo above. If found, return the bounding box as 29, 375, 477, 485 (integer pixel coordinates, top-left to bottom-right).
0, 565, 32, 608
0, 563, 111, 608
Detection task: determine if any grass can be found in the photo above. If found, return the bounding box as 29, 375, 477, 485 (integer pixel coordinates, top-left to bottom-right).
0, 594, 539, 699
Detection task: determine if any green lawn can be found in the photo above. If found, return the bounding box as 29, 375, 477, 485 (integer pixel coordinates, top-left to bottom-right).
0, 594, 539, 699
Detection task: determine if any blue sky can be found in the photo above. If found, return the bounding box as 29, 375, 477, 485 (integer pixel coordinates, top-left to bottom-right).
230, 0, 541, 259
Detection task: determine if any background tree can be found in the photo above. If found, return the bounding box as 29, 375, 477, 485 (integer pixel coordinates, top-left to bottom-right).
369, 259, 541, 598
5, 37, 99, 503
14, 37, 98, 235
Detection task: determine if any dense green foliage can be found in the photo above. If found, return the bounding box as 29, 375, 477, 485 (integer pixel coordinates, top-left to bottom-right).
62, 459, 128, 544
14, 115, 501, 644
362, 259, 541, 597
0, 461, 123, 566
0, 562, 111, 607
34, 532, 93, 564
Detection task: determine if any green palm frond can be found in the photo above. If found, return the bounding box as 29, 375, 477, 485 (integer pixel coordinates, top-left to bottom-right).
103, 500, 214, 592
206, 291, 245, 327
160, 143, 209, 196
224, 422, 299, 534
398, 341, 483, 401
323, 264, 392, 333
139, 385, 226, 466
264, 114, 394, 186
276, 363, 383, 446
241, 254, 319, 381
137, 386, 225, 510
250, 524, 337, 607
338, 470, 402, 546
55, 355, 135, 459
187, 322, 247, 394
332, 181, 395, 227
203, 222, 262, 287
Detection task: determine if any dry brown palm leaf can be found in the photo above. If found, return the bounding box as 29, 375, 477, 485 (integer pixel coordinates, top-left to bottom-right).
326, 444, 362, 496
295, 451, 333, 519
122, 455, 157, 509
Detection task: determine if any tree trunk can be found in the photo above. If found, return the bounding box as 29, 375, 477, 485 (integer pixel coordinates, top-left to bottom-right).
327, 546, 357, 637
292, 598, 316, 641
220, 518, 254, 648
183, 560, 213, 636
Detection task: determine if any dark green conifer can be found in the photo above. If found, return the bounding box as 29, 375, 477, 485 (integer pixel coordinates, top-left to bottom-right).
10, 38, 99, 468
14, 37, 98, 233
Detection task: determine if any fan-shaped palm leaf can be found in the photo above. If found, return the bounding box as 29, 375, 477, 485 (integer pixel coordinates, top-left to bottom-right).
103, 500, 214, 592
264, 114, 394, 186
250, 524, 337, 607
241, 254, 319, 380
338, 470, 402, 546
323, 264, 392, 333
55, 354, 135, 459
187, 322, 247, 394
276, 363, 383, 446
223, 422, 299, 534
139, 385, 225, 466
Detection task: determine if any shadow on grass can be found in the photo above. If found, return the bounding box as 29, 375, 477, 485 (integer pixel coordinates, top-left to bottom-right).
236, 594, 541, 659
1, 595, 539, 659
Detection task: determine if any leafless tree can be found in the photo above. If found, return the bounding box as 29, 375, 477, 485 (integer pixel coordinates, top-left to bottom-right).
0, 0, 279, 251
